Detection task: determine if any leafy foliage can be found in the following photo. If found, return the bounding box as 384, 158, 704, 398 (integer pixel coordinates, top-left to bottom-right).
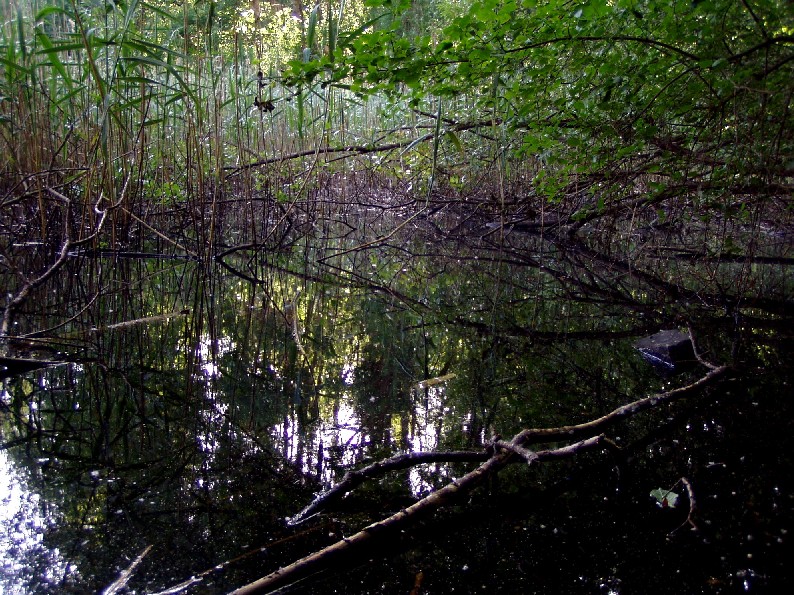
285, 0, 794, 208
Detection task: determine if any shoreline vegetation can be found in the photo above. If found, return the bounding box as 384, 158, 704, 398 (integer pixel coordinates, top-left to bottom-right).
2, 0, 791, 338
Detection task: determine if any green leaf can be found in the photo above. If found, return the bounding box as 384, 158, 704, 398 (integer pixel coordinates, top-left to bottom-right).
33, 30, 73, 91
650, 488, 679, 509
445, 130, 465, 156
35, 5, 69, 20
16, 9, 27, 62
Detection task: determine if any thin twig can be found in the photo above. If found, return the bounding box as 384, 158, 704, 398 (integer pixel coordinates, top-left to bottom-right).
669, 476, 699, 535
687, 324, 720, 370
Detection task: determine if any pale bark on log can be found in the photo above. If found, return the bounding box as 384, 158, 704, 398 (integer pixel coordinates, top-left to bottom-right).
102, 545, 152, 595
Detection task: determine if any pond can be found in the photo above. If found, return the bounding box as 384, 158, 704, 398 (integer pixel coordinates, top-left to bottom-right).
1, 199, 792, 594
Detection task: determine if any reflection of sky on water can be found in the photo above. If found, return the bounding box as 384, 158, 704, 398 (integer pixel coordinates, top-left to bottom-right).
409, 385, 446, 452
197, 334, 235, 379
0, 450, 71, 593
274, 393, 364, 484
274, 370, 457, 496
193, 334, 235, 501
409, 385, 453, 495
190, 328, 462, 498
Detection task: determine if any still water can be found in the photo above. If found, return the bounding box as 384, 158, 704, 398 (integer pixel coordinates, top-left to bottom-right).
1, 206, 792, 593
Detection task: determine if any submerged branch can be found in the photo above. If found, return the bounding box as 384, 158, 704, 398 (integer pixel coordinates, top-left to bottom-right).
230, 436, 605, 595
288, 450, 489, 525
670, 476, 699, 535
230, 365, 730, 594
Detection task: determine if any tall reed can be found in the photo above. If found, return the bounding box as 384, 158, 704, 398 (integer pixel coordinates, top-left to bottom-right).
0, 0, 490, 263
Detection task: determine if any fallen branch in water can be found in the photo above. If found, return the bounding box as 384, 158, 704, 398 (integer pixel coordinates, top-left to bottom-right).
230, 435, 605, 595
287, 449, 489, 525
288, 364, 728, 525
102, 545, 152, 595
228, 365, 729, 594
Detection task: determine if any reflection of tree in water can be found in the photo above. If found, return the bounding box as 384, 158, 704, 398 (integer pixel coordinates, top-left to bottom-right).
211, 192, 791, 593
0, 0, 790, 587
0, 176, 791, 592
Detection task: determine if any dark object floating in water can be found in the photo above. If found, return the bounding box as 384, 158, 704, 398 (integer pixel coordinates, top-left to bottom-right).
635, 329, 696, 374
0, 356, 61, 380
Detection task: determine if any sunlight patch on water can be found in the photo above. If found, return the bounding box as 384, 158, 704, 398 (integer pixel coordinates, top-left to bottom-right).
274, 393, 364, 483
196, 334, 235, 379
0, 450, 70, 593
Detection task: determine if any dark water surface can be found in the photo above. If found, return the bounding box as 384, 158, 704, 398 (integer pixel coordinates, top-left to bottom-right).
1, 207, 792, 593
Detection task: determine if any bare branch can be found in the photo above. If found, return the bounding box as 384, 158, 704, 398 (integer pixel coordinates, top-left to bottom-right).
288, 366, 728, 524
288, 450, 488, 525
225, 119, 495, 176
229, 436, 605, 595
510, 365, 729, 446
102, 545, 152, 595
493, 440, 538, 465
503, 35, 701, 62
670, 476, 699, 535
